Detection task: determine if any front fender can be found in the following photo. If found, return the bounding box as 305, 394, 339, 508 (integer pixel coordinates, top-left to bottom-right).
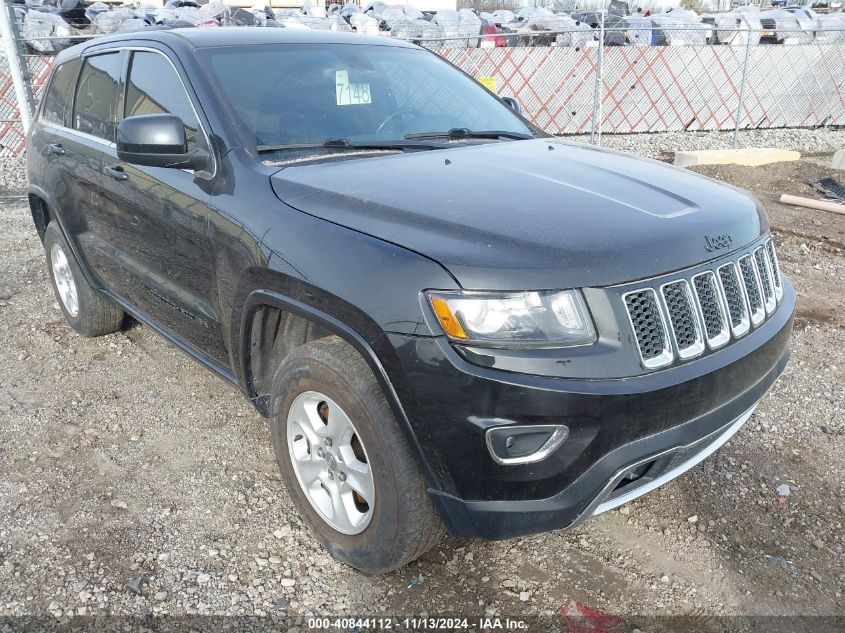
237, 287, 449, 494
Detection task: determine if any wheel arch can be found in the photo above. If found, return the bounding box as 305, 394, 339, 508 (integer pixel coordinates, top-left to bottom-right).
27, 186, 57, 242
235, 283, 445, 493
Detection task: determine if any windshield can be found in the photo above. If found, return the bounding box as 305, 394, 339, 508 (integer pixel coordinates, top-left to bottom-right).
198, 43, 535, 152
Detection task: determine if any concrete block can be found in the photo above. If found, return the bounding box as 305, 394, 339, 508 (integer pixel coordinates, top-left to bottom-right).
833, 149, 845, 170
674, 148, 801, 169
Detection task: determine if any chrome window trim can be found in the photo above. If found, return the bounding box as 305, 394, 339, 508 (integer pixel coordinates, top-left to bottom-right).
659, 279, 705, 361
622, 288, 674, 370
691, 271, 731, 350
716, 261, 751, 339
40, 119, 116, 149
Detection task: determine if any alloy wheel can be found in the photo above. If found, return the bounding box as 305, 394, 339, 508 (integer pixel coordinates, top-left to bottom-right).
286, 391, 375, 534
50, 243, 79, 318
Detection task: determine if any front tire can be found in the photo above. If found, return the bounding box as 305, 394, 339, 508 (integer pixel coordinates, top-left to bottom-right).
270, 336, 443, 574
43, 222, 124, 337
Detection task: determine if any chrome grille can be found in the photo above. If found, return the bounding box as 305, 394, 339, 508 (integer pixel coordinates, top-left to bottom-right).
739, 254, 765, 326
754, 246, 777, 315
692, 271, 730, 348
661, 280, 704, 359
622, 238, 782, 369
623, 289, 672, 369
765, 238, 783, 301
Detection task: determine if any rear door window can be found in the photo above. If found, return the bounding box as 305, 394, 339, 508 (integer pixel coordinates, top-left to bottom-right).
41, 58, 80, 126
123, 51, 199, 150
73, 52, 121, 142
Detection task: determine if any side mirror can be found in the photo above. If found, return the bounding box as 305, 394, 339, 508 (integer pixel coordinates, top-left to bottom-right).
117, 114, 208, 170
501, 96, 522, 116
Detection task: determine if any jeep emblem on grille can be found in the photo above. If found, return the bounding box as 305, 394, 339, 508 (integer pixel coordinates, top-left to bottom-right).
705, 233, 733, 252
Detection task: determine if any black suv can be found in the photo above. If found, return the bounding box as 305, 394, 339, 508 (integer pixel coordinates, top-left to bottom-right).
27, 28, 794, 574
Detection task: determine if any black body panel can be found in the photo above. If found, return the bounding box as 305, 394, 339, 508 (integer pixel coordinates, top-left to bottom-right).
271, 138, 766, 290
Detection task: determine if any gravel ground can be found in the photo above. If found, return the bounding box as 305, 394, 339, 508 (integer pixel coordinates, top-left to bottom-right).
0, 157, 28, 195
0, 155, 843, 630
568, 128, 845, 160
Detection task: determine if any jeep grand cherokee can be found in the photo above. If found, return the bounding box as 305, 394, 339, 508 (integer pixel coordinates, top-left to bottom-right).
27, 28, 794, 574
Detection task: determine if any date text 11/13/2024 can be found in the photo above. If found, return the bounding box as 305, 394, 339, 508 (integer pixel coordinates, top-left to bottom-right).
307, 617, 529, 630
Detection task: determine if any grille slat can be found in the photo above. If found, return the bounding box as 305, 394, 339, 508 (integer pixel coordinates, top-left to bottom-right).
739, 255, 765, 326
754, 247, 777, 315
623, 289, 673, 369
623, 239, 782, 370
661, 280, 704, 358
692, 271, 730, 348
717, 262, 750, 337
765, 238, 783, 301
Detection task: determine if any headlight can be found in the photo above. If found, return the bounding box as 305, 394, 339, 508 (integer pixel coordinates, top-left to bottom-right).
427, 290, 596, 347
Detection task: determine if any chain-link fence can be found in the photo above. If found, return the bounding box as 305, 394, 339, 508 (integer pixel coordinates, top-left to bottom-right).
0, 51, 52, 157
1, 6, 844, 158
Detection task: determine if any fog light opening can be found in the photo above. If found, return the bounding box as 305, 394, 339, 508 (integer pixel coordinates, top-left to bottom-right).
485, 424, 569, 466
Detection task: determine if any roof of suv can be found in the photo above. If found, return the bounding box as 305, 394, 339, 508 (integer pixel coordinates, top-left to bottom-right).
58, 26, 415, 62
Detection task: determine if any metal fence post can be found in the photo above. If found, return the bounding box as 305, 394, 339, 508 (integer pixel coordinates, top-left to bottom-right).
0, 0, 35, 134
590, 10, 605, 145
732, 16, 753, 149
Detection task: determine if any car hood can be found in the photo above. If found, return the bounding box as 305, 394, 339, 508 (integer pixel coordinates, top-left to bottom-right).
270, 138, 766, 290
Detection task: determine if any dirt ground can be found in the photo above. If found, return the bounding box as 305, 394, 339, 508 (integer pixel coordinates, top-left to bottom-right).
0, 157, 843, 630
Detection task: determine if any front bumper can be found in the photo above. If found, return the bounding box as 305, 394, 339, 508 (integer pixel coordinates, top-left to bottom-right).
582, 404, 755, 521
378, 279, 794, 540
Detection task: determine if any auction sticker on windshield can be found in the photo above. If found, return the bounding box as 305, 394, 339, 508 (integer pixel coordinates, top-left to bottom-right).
336, 70, 372, 106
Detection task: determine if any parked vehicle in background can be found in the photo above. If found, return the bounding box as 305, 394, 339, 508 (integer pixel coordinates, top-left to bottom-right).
15, 0, 845, 53
479, 18, 509, 47
759, 8, 814, 43
28, 27, 794, 575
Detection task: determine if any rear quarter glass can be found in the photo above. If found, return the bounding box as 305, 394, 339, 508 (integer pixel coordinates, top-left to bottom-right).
41, 57, 81, 126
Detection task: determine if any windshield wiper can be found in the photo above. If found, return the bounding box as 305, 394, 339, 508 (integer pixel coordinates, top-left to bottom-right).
404, 128, 534, 141
256, 138, 442, 153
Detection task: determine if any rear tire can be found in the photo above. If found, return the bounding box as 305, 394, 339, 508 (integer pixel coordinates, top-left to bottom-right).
44, 222, 124, 337
270, 336, 443, 574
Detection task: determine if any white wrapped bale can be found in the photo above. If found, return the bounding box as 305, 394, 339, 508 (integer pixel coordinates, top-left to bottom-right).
434, 9, 481, 48
349, 12, 379, 35
418, 21, 444, 49
197, 1, 227, 21
93, 7, 138, 33
303, 3, 326, 18
23, 11, 72, 53
325, 15, 353, 32
116, 18, 148, 33
281, 15, 310, 29
651, 10, 709, 46
815, 14, 845, 43
390, 18, 426, 41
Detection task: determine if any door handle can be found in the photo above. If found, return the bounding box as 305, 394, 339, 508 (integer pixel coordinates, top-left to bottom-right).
48, 143, 65, 156
104, 165, 128, 182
